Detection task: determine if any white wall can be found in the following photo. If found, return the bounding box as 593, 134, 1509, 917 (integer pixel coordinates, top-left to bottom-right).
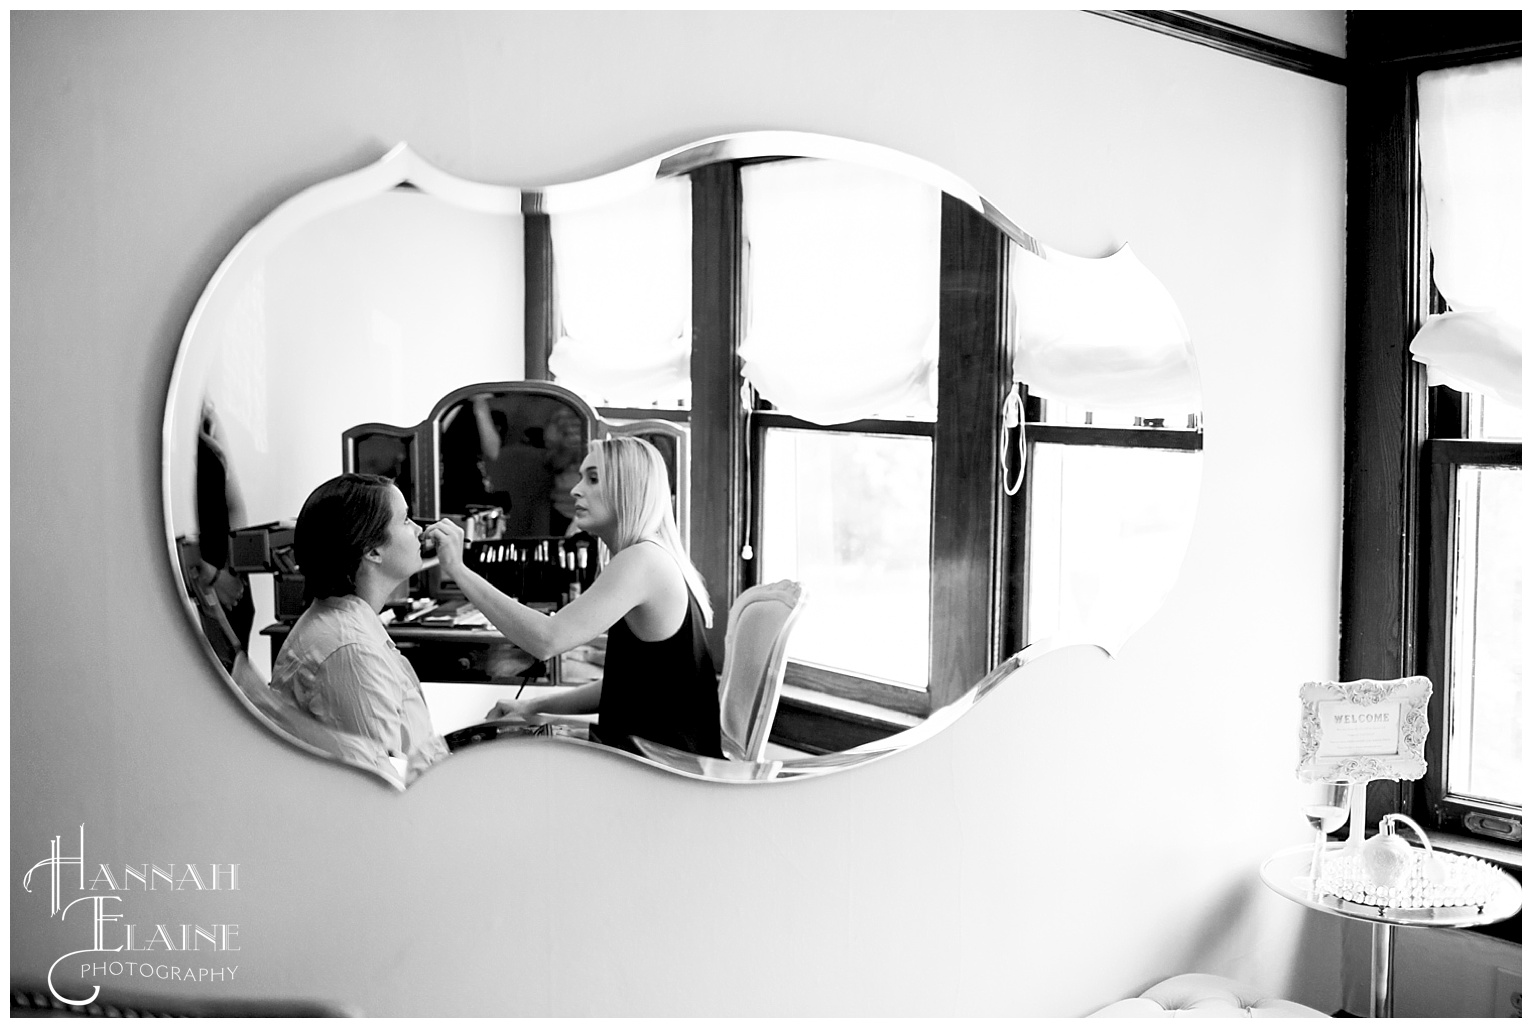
11, 12, 1348, 1016
167, 191, 526, 535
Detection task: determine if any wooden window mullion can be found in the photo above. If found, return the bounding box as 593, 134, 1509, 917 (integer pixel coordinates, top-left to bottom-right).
689, 162, 746, 658
523, 212, 556, 381
932, 194, 1009, 711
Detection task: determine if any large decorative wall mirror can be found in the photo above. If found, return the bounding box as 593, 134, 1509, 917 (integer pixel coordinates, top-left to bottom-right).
164, 133, 1202, 788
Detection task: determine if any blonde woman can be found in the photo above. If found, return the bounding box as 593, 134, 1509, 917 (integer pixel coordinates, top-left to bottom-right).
426, 436, 722, 758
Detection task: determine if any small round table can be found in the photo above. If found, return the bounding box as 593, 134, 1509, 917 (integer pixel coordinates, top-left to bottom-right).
1260, 842, 1522, 1017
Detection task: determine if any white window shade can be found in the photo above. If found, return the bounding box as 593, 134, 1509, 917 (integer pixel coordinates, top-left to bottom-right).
547, 176, 692, 407
1411, 59, 1522, 407
1010, 245, 1199, 417
739, 159, 941, 425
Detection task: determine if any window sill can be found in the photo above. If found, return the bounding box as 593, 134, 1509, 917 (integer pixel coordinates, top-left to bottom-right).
783, 662, 930, 717
779, 685, 922, 728
1335, 826, 1522, 945
1426, 829, 1522, 872
1426, 829, 1522, 946
768, 686, 921, 756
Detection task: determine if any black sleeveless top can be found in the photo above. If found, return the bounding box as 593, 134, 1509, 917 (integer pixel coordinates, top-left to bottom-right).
591, 593, 723, 759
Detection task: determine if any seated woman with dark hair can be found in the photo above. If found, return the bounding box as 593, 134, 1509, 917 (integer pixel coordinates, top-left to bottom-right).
271, 473, 448, 780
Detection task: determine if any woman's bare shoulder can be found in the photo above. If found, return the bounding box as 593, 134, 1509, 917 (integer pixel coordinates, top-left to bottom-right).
609, 539, 687, 592
596, 538, 669, 582
611, 537, 673, 566
608, 540, 688, 635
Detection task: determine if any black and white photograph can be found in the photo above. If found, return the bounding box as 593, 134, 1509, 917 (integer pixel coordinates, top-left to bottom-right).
10, 9, 1522, 1018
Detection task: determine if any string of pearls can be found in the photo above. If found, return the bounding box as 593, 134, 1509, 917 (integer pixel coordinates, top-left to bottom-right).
1317, 851, 1502, 912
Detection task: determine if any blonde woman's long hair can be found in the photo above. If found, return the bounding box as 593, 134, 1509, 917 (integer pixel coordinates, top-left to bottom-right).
592, 435, 713, 628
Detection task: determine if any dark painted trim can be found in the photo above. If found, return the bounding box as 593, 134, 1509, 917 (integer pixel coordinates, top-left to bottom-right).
1094, 10, 1347, 83
1002, 432, 1035, 659
1425, 439, 1522, 468
689, 162, 746, 659
769, 696, 904, 756
523, 213, 555, 381
1342, 12, 1521, 836
1027, 424, 1204, 450
597, 407, 689, 424
1098, 10, 1521, 85
783, 661, 930, 718
1341, 55, 1429, 829
1348, 10, 1521, 71
932, 194, 1009, 711
753, 411, 935, 438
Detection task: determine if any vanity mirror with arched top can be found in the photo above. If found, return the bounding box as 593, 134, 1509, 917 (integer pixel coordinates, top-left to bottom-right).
163, 133, 1202, 789
347, 380, 597, 528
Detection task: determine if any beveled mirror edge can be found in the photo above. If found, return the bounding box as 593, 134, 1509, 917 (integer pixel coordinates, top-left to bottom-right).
468, 640, 1077, 784
160, 143, 525, 532
166, 586, 407, 792
159, 144, 531, 794
521, 130, 1050, 258
161, 133, 1198, 789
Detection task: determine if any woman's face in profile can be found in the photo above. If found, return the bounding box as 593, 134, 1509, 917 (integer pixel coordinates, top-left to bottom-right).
371, 485, 425, 581
569, 453, 613, 535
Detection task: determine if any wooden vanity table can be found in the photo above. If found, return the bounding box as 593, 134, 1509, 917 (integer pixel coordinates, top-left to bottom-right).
260, 617, 564, 686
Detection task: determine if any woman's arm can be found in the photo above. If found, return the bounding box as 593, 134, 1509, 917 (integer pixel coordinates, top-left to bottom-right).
486, 680, 602, 721
472, 396, 501, 461
426, 519, 665, 661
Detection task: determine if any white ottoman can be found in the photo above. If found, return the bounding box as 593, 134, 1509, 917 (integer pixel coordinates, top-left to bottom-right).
1089, 974, 1329, 1018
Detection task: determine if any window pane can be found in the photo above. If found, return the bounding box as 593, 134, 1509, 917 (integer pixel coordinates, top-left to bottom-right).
1468, 393, 1522, 440
1027, 443, 1200, 650
1447, 465, 1522, 806
760, 429, 932, 688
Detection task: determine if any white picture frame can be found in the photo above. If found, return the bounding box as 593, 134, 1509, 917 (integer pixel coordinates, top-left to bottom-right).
1297, 676, 1432, 783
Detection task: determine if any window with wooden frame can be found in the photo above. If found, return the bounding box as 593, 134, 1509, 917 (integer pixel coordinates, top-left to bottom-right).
528, 147, 1202, 756
532, 176, 697, 547
1411, 50, 1522, 844
693, 164, 1008, 751
1008, 397, 1202, 655
1343, 13, 1522, 865
530, 159, 1010, 753
1420, 395, 1521, 840
741, 157, 941, 721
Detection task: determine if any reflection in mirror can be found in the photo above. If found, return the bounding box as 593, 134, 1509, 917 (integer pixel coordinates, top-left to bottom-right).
434, 389, 590, 533
545, 175, 692, 409
760, 429, 931, 688
340, 378, 601, 672
601, 418, 689, 546
163, 136, 1202, 788
347, 426, 417, 507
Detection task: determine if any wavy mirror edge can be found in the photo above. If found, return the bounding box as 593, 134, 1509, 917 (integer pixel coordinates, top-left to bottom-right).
162, 132, 1198, 788
447, 642, 1070, 784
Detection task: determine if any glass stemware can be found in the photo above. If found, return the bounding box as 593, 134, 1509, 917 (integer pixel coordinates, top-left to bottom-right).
1296, 778, 1353, 892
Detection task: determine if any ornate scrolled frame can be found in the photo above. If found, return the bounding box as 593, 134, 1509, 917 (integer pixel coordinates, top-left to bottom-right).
1296, 676, 1432, 783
